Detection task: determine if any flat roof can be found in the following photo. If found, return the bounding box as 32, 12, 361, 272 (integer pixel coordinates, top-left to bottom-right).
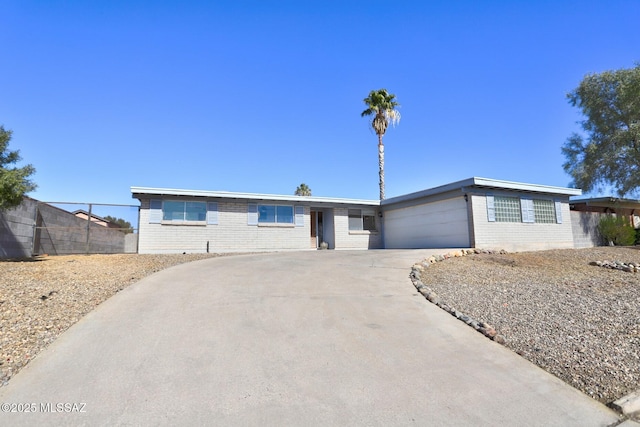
382, 177, 582, 206
131, 186, 380, 206
132, 178, 582, 208
570, 196, 640, 208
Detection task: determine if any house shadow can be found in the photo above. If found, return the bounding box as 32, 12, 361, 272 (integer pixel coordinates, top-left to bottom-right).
577, 211, 603, 247
0, 211, 32, 259
33, 210, 57, 256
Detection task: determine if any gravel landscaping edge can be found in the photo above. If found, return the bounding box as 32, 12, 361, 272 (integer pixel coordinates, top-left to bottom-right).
410, 249, 508, 344
410, 248, 640, 419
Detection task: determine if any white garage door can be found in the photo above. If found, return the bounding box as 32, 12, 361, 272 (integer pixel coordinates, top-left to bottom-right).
384, 197, 470, 249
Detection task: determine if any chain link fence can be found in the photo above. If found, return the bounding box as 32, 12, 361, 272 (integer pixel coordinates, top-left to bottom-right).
31, 201, 140, 256
0, 198, 140, 258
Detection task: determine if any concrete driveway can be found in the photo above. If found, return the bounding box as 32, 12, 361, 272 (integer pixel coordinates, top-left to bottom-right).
0, 250, 632, 426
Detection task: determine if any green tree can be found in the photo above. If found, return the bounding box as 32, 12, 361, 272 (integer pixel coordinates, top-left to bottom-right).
562, 64, 640, 196
294, 183, 312, 196
361, 89, 401, 200
104, 215, 134, 234
0, 126, 36, 210
598, 215, 635, 246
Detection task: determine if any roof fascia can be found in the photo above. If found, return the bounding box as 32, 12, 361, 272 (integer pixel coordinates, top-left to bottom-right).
381, 177, 581, 207
131, 187, 380, 207
471, 177, 582, 196
570, 196, 640, 209
381, 178, 477, 206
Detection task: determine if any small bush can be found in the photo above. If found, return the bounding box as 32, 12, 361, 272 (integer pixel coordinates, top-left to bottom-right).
598, 215, 636, 246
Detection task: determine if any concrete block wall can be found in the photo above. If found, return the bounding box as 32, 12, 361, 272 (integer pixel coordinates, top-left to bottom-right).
470, 193, 575, 252
35, 203, 126, 255
571, 211, 602, 248
0, 197, 37, 258
0, 197, 128, 258
332, 207, 382, 249
124, 233, 139, 253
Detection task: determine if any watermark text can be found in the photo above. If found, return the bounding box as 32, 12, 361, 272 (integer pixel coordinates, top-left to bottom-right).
1, 402, 86, 413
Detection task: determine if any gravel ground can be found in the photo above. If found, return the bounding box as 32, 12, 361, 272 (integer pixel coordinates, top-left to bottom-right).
0, 253, 231, 386
419, 247, 640, 406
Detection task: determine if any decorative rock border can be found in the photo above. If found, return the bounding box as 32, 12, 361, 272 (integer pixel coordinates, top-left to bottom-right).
591, 260, 639, 273
410, 248, 508, 345
411, 249, 640, 419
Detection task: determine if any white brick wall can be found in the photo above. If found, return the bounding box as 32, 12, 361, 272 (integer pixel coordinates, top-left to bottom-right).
137, 199, 380, 253
471, 193, 574, 251
332, 207, 382, 249
137, 192, 577, 254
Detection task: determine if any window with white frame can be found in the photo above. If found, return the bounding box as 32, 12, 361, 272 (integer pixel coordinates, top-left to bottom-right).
247, 204, 302, 226
148, 199, 217, 225
163, 201, 207, 222
487, 195, 562, 224
258, 205, 294, 224
494, 196, 522, 222
533, 199, 556, 223
348, 209, 377, 231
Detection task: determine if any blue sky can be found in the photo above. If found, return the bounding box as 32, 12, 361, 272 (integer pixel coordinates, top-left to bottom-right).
2, 0, 639, 213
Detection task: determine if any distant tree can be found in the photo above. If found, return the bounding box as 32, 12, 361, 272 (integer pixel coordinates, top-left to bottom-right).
361, 89, 400, 200
295, 183, 312, 196
0, 126, 36, 211
104, 215, 134, 234
562, 64, 640, 196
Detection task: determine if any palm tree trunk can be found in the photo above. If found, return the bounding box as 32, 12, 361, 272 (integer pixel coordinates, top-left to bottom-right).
378, 135, 385, 200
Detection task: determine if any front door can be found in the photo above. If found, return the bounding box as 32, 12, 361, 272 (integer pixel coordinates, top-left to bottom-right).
310, 210, 324, 248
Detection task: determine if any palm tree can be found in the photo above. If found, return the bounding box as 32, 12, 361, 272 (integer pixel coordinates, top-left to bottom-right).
361, 89, 400, 200
295, 183, 312, 196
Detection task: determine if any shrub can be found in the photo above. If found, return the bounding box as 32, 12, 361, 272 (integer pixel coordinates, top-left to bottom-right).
598, 215, 636, 246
